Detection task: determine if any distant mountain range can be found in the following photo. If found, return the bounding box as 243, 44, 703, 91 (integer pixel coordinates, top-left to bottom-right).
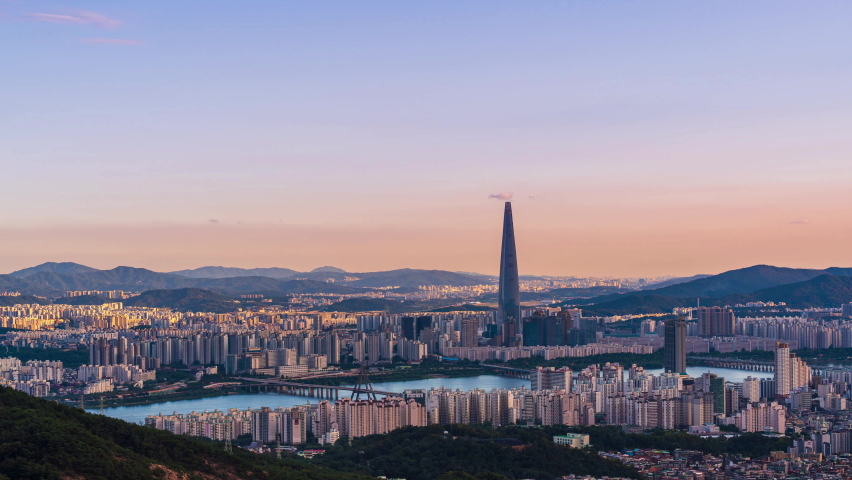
579, 266, 852, 315
9, 262, 98, 278
720, 274, 852, 308
643, 265, 852, 298
7, 262, 852, 314
640, 274, 712, 289
1, 263, 488, 297
168, 266, 302, 279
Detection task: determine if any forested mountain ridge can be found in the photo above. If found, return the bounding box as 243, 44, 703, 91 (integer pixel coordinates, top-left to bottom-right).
10, 261, 98, 277
642, 264, 852, 298
0, 386, 370, 480
3, 264, 486, 297
578, 273, 852, 315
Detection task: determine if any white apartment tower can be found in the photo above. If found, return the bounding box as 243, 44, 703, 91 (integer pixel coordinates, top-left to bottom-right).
775, 342, 791, 397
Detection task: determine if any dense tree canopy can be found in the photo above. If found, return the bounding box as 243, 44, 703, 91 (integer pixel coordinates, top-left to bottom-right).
0, 387, 369, 480
312, 424, 641, 480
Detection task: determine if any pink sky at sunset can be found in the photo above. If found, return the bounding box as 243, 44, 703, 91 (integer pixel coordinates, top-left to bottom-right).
2, 2, 852, 276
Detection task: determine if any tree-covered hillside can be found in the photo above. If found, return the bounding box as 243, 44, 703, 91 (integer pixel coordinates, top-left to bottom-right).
0, 387, 369, 480
312, 424, 641, 480
313, 424, 791, 480
123, 288, 240, 313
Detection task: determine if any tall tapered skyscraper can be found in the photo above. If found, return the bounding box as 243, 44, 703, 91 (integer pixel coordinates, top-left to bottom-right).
497, 201, 521, 346
664, 316, 687, 374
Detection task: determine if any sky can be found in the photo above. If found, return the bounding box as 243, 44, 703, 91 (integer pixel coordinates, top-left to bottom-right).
2, 1, 852, 277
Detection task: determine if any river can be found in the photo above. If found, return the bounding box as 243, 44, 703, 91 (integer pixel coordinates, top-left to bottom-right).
93, 367, 772, 424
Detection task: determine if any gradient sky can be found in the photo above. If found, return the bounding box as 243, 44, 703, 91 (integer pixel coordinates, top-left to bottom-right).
2, 1, 852, 277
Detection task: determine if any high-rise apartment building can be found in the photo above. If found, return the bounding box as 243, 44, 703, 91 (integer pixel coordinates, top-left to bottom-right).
742, 376, 761, 401
531, 366, 572, 391
664, 316, 687, 373
496, 202, 521, 347
696, 306, 736, 336
775, 342, 791, 397
702, 373, 726, 414
461, 317, 479, 348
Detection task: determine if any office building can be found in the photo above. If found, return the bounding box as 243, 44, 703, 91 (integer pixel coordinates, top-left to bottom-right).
401, 317, 416, 340
664, 316, 687, 373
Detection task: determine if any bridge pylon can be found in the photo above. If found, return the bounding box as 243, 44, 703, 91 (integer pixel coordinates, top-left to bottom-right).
352, 364, 378, 401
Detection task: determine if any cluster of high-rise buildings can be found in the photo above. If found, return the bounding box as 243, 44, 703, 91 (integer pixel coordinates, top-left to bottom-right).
65, 290, 133, 299
0, 353, 158, 397
0, 358, 60, 397
143, 348, 821, 446
146, 396, 427, 445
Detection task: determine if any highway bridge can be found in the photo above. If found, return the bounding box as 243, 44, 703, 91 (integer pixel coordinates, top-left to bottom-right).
480, 364, 531, 379
231, 377, 403, 400
687, 356, 775, 372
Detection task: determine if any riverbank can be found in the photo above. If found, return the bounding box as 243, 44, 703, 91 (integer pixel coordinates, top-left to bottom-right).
92, 375, 531, 423
687, 347, 852, 366
489, 351, 665, 370
60, 386, 236, 409
66, 367, 496, 408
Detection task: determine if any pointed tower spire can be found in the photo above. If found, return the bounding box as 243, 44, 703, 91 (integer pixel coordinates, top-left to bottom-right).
497, 201, 521, 346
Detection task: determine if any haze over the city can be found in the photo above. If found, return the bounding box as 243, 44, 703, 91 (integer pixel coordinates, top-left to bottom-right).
3, 1, 852, 276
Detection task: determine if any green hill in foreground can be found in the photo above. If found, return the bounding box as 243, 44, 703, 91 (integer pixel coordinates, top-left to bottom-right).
0, 386, 367, 480
312, 424, 641, 480
313, 424, 791, 480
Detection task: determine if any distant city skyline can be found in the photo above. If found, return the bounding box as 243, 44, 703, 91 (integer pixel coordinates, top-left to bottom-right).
4, 2, 852, 276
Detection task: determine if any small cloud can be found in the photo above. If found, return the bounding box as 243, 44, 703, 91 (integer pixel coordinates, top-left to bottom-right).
790, 220, 809, 225
488, 192, 513, 201
208, 219, 220, 224
27, 11, 121, 29
80, 38, 143, 46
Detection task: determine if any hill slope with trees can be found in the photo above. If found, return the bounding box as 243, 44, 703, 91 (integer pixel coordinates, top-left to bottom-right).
0, 386, 368, 480
313, 424, 640, 480
643, 264, 852, 298
123, 288, 240, 313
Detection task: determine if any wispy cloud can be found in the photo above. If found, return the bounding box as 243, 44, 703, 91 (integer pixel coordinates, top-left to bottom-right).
790, 220, 810, 225
27, 11, 121, 29
80, 38, 143, 46
208, 219, 220, 224
488, 192, 513, 201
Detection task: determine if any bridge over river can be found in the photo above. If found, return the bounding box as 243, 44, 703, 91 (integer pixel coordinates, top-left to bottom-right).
480, 364, 532, 379
687, 356, 775, 372
230, 377, 403, 400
